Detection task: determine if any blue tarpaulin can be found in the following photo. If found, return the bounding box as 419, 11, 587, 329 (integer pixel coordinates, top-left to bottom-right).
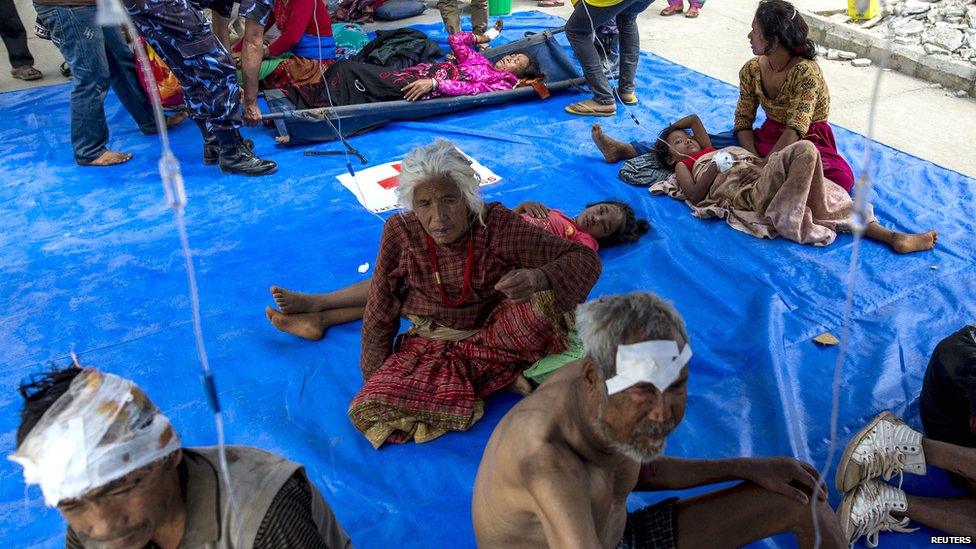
1, 12, 973, 549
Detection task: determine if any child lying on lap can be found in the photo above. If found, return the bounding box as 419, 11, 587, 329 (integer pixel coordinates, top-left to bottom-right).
643, 114, 936, 253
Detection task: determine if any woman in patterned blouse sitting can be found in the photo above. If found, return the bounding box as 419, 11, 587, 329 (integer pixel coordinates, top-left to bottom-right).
337, 139, 601, 448
734, 0, 855, 193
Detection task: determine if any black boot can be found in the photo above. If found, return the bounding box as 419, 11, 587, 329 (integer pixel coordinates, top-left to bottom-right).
216, 129, 277, 176
196, 119, 220, 165
196, 120, 254, 165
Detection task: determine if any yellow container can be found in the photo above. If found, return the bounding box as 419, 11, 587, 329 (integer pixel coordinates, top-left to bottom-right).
848, 0, 878, 20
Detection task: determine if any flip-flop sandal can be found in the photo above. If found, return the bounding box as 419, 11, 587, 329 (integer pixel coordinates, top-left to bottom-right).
11, 67, 43, 81
685, 8, 700, 17
537, 0, 565, 6
618, 93, 638, 105
565, 102, 616, 117
659, 6, 683, 15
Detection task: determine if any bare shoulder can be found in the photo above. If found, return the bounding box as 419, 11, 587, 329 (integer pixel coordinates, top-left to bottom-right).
491, 370, 578, 460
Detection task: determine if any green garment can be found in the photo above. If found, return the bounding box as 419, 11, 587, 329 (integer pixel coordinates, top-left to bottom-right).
333, 23, 371, 50
237, 53, 292, 83
524, 330, 583, 384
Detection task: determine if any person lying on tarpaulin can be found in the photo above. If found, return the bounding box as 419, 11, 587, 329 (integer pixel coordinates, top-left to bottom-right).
283, 30, 543, 108
594, 115, 938, 254
9, 363, 351, 549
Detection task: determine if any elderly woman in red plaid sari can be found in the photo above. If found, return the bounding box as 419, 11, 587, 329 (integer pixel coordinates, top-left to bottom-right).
349, 140, 602, 448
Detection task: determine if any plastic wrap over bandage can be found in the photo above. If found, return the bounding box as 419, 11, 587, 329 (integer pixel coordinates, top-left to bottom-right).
712, 151, 734, 173
8, 369, 181, 506
605, 341, 692, 395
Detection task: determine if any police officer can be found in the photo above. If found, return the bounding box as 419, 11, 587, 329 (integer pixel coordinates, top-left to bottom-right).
121, 0, 277, 176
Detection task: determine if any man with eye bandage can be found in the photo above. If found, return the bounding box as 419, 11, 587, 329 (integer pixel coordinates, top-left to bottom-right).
9, 364, 351, 549
472, 292, 846, 549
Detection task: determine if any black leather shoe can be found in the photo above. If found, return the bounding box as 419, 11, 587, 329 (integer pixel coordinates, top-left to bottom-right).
204, 134, 254, 165
218, 140, 277, 176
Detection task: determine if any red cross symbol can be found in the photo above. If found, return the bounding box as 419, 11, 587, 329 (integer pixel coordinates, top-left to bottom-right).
377, 163, 402, 190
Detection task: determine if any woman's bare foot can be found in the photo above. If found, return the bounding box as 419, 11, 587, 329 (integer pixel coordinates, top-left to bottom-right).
266, 307, 327, 341
888, 231, 937, 254
685, 6, 700, 17
270, 286, 330, 314
505, 375, 534, 396
81, 150, 133, 166
591, 123, 637, 163
660, 4, 683, 16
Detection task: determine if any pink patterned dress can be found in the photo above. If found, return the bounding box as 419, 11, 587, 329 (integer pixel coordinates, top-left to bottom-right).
322, 32, 518, 106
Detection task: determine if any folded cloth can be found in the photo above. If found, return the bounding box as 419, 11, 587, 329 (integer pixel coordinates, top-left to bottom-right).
618, 153, 673, 187
292, 33, 337, 60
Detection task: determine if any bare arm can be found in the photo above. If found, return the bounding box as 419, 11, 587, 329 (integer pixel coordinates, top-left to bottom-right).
671, 114, 712, 150
512, 200, 549, 218
241, 18, 265, 125
525, 453, 603, 549
767, 126, 801, 156
736, 129, 759, 156
635, 457, 749, 491
636, 457, 827, 504
674, 162, 716, 204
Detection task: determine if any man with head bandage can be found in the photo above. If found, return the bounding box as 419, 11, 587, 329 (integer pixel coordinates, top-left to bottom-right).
472, 292, 847, 549
10, 365, 352, 549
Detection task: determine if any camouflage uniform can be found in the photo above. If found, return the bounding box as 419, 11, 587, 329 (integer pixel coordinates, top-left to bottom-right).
120, 0, 271, 132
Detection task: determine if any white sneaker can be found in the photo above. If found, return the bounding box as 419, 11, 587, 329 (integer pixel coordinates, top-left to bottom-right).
839, 479, 916, 547
835, 411, 926, 492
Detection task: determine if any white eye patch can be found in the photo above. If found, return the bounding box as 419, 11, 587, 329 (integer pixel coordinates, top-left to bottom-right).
605, 340, 692, 395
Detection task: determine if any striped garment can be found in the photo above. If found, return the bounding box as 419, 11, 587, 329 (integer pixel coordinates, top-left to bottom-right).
359, 202, 601, 379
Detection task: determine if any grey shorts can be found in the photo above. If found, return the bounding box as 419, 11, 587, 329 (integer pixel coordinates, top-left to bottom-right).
616, 497, 679, 549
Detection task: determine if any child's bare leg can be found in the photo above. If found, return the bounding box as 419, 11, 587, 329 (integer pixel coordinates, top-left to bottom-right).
923, 438, 976, 482
266, 306, 366, 341
902, 495, 976, 537
863, 222, 937, 254
270, 279, 372, 314
591, 123, 638, 163
893, 438, 976, 536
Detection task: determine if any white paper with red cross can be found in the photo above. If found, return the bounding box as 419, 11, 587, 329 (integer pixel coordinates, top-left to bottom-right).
336, 149, 501, 213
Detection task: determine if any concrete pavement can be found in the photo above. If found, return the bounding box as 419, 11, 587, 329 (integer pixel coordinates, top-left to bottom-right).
2, 0, 974, 176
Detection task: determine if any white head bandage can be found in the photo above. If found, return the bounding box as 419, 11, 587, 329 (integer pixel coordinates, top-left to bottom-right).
8, 369, 181, 507
605, 340, 692, 395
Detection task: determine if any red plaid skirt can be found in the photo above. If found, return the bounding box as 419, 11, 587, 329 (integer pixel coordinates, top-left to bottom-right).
348, 294, 572, 448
